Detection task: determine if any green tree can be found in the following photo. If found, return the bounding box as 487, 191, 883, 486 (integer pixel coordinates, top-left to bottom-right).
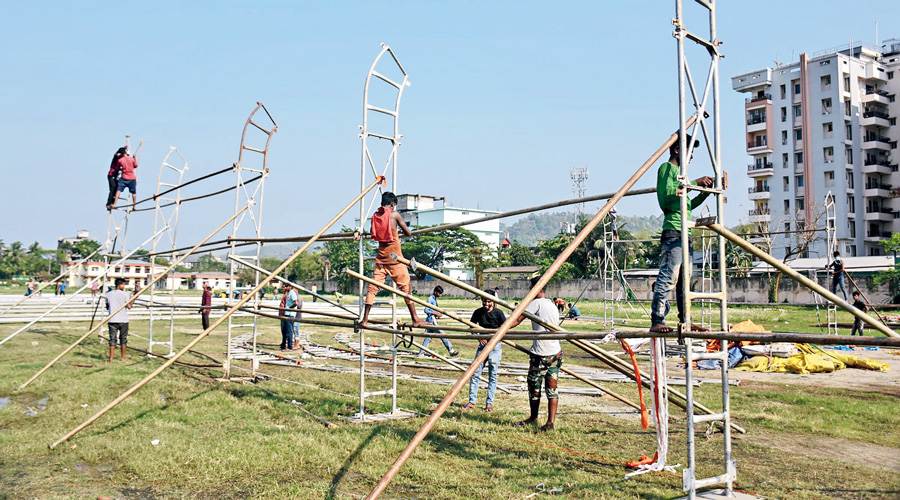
874, 233, 900, 303
72, 239, 101, 259
509, 241, 537, 267
403, 227, 485, 276
324, 227, 374, 293
197, 254, 227, 273
535, 234, 578, 280
287, 250, 325, 282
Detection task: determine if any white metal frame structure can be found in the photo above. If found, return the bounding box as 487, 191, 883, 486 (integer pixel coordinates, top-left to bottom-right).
355, 43, 411, 423
699, 206, 715, 330
824, 192, 838, 335
147, 147, 189, 356
224, 102, 277, 379
674, 1, 739, 497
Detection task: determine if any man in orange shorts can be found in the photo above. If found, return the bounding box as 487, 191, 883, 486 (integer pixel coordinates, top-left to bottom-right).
358, 192, 426, 328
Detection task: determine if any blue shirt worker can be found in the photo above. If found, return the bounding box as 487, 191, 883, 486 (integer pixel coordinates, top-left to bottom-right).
418, 286, 459, 357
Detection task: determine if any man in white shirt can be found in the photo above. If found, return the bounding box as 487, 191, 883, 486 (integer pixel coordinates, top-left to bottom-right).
105, 278, 133, 362
508, 277, 563, 431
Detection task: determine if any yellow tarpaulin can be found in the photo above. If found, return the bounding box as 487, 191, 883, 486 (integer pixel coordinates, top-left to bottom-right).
735, 351, 889, 374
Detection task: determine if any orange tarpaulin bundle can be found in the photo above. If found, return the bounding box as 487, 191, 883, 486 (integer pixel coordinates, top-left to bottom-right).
706, 319, 766, 352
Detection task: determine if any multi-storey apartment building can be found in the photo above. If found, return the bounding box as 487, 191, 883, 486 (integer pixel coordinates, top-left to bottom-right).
733, 39, 900, 258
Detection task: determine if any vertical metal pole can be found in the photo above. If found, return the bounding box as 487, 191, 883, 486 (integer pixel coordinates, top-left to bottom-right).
674, 2, 697, 498
390, 292, 398, 413
358, 99, 368, 423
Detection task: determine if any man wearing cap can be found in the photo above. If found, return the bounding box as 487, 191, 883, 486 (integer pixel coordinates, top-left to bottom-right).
649, 135, 713, 334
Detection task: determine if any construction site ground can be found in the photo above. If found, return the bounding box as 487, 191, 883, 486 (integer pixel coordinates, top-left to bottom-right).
0, 296, 898, 499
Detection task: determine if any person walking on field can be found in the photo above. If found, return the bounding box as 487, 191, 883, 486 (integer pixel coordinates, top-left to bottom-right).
358, 192, 426, 328
417, 285, 460, 357
649, 135, 713, 334
199, 281, 212, 330
91, 280, 99, 300
850, 291, 868, 336
111, 147, 139, 209
461, 289, 505, 413
59, 282, 67, 296
279, 283, 299, 351
106, 147, 125, 209
829, 250, 848, 301
105, 278, 132, 362
508, 277, 563, 431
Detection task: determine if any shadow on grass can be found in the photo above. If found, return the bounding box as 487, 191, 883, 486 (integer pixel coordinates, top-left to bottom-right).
89, 389, 212, 438
327, 426, 383, 500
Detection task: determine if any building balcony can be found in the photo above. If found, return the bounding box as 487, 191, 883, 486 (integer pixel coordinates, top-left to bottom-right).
748, 209, 770, 223
862, 160, 894, 175
748, 186, 771, 200
747, 140, 772, 154
865, 230, 888, 243
732, 69, 772, 92
864, 184, 892, 198
861, 110, 891, 128
747, 118, 767, 133
862, 136, 892, 151
865, 61, 888, 81
745, 93, 772, 105
747, 162, 774, 177
864, 208, 895, 222
862, 88, 892, 105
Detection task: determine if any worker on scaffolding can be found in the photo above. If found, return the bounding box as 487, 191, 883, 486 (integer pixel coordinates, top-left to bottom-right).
110, 147, 139, 210
358, 192, 426, 328
649, 134, 713, 334
106, 147, 125, 210
829, 250, 848, 301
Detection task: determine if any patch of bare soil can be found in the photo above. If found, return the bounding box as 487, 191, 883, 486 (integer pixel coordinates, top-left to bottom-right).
737, 431, 900, 473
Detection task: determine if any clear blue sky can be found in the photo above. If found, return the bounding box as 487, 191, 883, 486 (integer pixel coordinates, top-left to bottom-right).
1, 1, 896, 249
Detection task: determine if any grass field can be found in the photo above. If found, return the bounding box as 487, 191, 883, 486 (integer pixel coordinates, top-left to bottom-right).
0, 299, 898, 499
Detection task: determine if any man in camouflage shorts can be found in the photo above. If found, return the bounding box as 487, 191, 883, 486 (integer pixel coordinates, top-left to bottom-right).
509, 277, 563, 431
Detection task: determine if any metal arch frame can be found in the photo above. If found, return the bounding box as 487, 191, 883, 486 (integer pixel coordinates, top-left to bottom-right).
824, 191, 838, 335
356, 43, 411, 423
674, 1, 738, 498
225, 102, 278, 379
148, 147, 189, 356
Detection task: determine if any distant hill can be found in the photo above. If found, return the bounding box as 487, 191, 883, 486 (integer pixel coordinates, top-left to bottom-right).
501, 211, 663, 246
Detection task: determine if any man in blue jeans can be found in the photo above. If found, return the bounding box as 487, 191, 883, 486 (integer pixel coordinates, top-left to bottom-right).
650, 135, 714, 333
418, 286, 460, 357
461, 289, 505, 412
829, 250, 848, 301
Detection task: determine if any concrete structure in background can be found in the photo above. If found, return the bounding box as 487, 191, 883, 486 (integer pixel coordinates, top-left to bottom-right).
61, 259, 235, 291
483, 265, 540, 281
395, 193, 501, 281
733, 38, 900, 259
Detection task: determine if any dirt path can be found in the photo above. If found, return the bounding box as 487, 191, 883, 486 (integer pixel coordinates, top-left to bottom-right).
737, 431, 900, 473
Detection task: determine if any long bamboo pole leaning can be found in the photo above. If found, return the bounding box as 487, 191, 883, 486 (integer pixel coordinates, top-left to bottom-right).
391, 253, 743, 432
48, 178, 385, 449
704, 222, 899, 339
343, 268, 639, 408
0, 228, 167, 347
18, 207, 251, 391
365, 119, 697, 499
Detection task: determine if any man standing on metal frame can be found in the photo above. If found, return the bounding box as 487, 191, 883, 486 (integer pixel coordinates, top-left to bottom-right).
649, 135, 713, 334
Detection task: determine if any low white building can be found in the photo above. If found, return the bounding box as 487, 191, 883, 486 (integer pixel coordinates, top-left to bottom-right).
61, 259, 236, 291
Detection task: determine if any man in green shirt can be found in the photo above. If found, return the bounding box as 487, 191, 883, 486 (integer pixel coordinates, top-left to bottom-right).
650, 135, 713, 333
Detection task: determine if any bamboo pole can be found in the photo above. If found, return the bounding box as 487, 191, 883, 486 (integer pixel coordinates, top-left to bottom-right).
366, 120, 696, 499
49, 178, 384, 449
342, 268, 509, 393
704, 222, 899, 339
0, 228, 166, 347
18, 207, 250, 391
392, 253, 742, 432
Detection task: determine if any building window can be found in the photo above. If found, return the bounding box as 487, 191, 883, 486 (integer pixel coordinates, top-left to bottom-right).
783, 199, 790, 214
845, 147, 853, 164
780, 84, 786, 99
783, 153, 789, 168
782, 130, 788, 145
844, 99, 852, 116
784, 222, 791, 232
795, 129, 803, 141
783, 176, 789, 191
824, 147, 834, 162
797, 198, 805, 211
824, 170, 835, 186
820, 60, 831, 66
822, 98, 832, 114
891, 118, 897, 126
797, 175, 804, 188
889, 71, 895, 80
850, 221, 856, 238
781, 107, 787, 122
821, 74, 831, 90
843, 75, 850, 91
823, 122, 833, 139
794, 82, 801, 95
850, 245, 857, 257
796, 152, 803, 165
846, 171, 854, 189
794, 105, 802, 117
845, 123, 852, 140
